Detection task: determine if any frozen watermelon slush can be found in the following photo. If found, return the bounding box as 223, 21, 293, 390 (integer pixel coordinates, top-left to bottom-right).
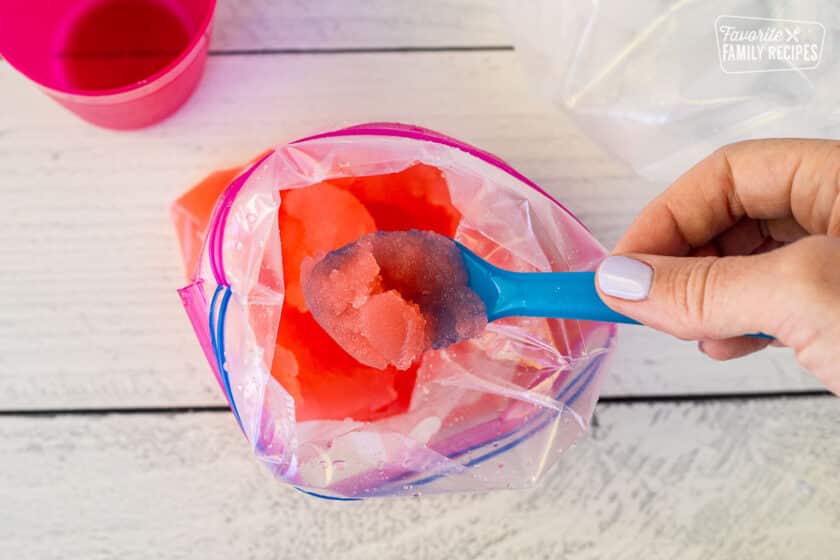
272, 164, 473, 422
301, 230, 487, 371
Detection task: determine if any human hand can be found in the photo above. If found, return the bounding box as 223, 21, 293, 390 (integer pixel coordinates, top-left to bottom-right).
595, 139, 840, 394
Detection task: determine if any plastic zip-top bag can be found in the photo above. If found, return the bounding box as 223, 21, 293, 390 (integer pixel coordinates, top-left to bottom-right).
502, 0, 840, 181
173, 123, 616, 499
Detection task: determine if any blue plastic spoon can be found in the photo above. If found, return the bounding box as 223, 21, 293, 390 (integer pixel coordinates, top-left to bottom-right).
455, 241, 772, 339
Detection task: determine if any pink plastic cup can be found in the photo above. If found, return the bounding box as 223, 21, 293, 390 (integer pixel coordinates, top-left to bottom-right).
0, 0, 216, 129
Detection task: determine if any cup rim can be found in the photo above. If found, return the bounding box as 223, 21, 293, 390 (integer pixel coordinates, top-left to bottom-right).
2, 0, 216, 98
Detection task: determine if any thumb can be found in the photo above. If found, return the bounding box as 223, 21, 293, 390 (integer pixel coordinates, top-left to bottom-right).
594, 251, 786, 340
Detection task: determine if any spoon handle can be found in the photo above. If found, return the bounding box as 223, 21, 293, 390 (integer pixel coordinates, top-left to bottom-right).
490, 270, 637, 323
490, 270, 771, 339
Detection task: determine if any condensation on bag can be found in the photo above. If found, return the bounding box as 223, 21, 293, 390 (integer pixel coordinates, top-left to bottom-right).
175, 123, 616, 499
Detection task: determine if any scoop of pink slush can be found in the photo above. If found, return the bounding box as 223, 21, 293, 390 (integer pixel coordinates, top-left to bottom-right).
301, 230, 488, 370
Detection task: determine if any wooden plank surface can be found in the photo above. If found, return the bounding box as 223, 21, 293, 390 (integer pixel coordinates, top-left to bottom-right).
1, 398, 838, 559
1, 5, 835, 559
210, 0, 510, 51
0, 50, 820, 411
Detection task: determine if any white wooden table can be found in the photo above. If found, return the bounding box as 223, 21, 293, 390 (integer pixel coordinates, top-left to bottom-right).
1, 2, 837, 558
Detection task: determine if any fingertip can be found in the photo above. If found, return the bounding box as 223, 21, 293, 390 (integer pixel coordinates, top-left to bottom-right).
698, 337, 771, 361
596, 255, 653, 301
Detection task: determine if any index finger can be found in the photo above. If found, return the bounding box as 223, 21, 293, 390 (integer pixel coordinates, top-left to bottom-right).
614, 138, 838, 255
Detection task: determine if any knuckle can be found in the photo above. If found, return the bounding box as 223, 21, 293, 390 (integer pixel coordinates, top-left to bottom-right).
794, 142, 840, 235
827, 171, 840, 236
663, 257, 722, 330
815, 147, 840, 235
717, 140, 751, 155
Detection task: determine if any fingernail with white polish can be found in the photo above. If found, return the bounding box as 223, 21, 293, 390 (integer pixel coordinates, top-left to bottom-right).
597, 256, 653, 301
